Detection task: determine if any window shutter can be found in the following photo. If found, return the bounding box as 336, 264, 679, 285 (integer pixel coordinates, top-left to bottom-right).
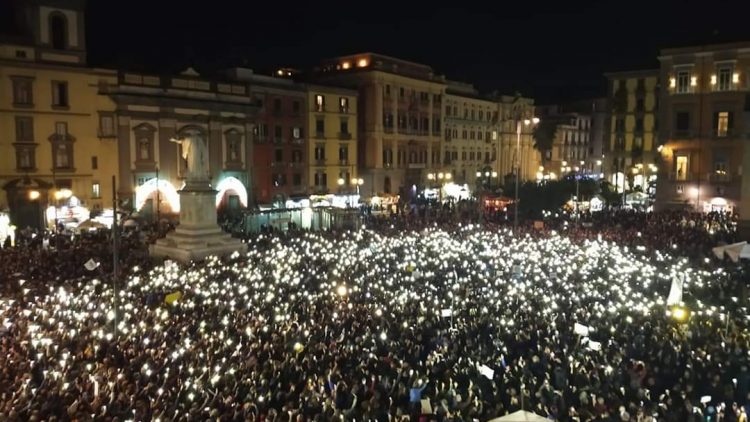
712, 112, 718, 133
728, 112, 734, 130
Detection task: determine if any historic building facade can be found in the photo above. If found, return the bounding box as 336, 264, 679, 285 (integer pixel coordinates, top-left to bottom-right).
0, 0, 118, 229
604, 70, 660, 192
103, 68, 259, 217
655, 42, 750, 217
305, 84, 359, 194
313, 53, 447, 198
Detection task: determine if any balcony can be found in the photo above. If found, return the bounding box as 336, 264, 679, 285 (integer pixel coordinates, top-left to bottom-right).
315, 159, 326, 166
339, 159, 349, 166
314, 132, 325, 139
272, 137, 284, 144
707, 171, 733, 183
312, 186, 329, 194
384, 126, 394, 134
338, 132, 352, 140
253, 135, 268, 144
668, 172, 696, 181
290, 137, 305, 145
339, 106, 349, 114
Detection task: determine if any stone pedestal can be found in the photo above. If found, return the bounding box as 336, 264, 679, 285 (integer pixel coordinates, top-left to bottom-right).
150, 180, 247, 263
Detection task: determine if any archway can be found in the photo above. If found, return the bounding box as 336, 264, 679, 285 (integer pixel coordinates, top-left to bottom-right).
215, 176, 248, 214
135, 178, 180, 214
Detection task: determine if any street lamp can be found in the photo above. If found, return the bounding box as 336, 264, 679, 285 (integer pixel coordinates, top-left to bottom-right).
427, 172, 451, 203
514, 116, 540, 231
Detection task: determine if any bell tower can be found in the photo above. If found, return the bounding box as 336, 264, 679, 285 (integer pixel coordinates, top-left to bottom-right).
2, 0, 87, 65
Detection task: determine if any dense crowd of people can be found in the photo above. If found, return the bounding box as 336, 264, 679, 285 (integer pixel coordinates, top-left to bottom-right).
0, 209, 748, 421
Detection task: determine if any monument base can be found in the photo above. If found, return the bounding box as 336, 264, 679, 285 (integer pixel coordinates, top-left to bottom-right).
149, 181, 247, 264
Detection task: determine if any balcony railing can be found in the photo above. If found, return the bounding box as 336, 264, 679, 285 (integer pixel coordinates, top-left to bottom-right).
338, 132, 352, 140
707, 171, 733, 183
314, 132, 325, 139
315, 159, 326, 166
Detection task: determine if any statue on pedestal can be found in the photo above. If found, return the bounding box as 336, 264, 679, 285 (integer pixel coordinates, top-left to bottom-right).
170, 134, 208, 180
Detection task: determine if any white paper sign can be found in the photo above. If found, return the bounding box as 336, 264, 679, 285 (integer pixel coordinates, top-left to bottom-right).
441, 309, 453, 317
574, 323, 590, 336
477, 364, 494, 379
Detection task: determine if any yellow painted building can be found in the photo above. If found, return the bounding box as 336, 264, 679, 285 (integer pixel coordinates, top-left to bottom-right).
0, 0, 118, 229
604, 70, 659, 191
305, 84, 359, 194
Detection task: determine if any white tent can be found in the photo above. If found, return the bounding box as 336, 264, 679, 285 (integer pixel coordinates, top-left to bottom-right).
712, 241, 750, 263
487, 410, 550, 422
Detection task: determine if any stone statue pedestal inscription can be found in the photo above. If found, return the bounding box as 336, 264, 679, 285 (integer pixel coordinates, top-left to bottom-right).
150, 180, 247, 263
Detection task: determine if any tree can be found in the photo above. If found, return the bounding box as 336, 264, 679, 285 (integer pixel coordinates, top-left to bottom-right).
532, 120, 557, 153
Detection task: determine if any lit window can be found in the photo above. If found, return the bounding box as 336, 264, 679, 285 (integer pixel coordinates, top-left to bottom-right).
676, 71, 690, 93
341, 62, 351, 70
716, 111, 729, 137
718, 67, 732, 91
315, 95, 325, 112
92, 182, 101, 198
675, 156, 688, 181
357, 58, 368, 67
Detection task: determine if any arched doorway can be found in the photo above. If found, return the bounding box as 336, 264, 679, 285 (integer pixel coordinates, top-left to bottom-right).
215, 176, 248, 217
135, 178, 180, 217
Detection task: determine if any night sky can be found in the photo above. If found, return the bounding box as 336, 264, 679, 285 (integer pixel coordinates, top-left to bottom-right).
84, 0, 750, 103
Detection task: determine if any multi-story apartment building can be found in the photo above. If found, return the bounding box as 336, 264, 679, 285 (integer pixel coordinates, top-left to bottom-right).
538, 105, 592, 174
604, 70, 660, 192
314, 53, 540, 198
313, 53, 447, 197
0, 0, 119, 229
103, 67, 259, 216
225, 69, 307, 205
306, 84, 358, 194
443, 81, 501, 188
655, 42, 750, 215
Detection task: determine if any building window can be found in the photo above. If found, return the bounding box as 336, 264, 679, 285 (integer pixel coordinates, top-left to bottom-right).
133, 123, 155, 163
492, 130, 498, 141
635, 118, 644, 133
477, 131, 483, 140
462, 130, 467, 139
675, 112, 690, 134
399, 87, 404, 98
635, 98, 644, 112
16, 146, 35, 171
675, 155, 688, 181
292, 127, 302, 139
292, 149, 303, 163
676, 70, 690, 94
49, 13, 68, 50
55, 122, 68, 136
383, 149, 392, 166
293, 173, 302, 186
315, 119, 325, 137
51, 81, 68, 107
615, 118, 625, 133
340, 119, 349, 136
225, 130, 242, 163
292, 100, 301, 114
339, 97, 349, 113
54, 143, 72, 169
315, 95, 325, 112
385, 85, 391, 96
469, 131, 475, 140
91, 156, 98, 169
314, 172, 327, 187
12, 77, 33, 106
273, 98, 282, 114
274, 148, 283, 162
99, 114, 115, 137
138, 138, 151, 161
715, 111, 731, 137
314, 144, 325, 161
339, 145, 348, 163
15, 116, 34, 142
92, 182, 101, 198
718, 67, 732, 91
273, 174, 286, 187
384, 112, 394, 128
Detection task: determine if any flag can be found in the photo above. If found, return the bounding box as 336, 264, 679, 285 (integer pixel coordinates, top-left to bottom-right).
84, 259, 100, 271
165, 291, 182, 304
666, 274, 683, 306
